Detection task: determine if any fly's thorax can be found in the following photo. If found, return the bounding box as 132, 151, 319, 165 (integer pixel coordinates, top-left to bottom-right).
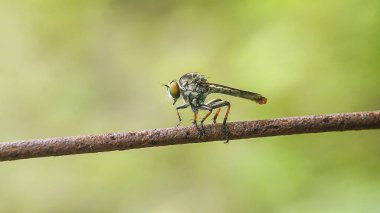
191, 98, 197, 106
187, 91, 209, 107
178, 72, 210, 107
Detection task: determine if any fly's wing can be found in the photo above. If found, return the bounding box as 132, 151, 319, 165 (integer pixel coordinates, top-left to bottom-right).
205, 83, 267, 104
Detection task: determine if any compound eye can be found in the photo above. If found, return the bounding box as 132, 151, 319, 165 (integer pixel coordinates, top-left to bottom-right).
169, 81, 180, 99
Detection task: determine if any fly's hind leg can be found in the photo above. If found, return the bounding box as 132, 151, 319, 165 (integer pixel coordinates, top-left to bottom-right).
213, 108, 222, 124
198, 99, 222, 136
205, 100, 231, 143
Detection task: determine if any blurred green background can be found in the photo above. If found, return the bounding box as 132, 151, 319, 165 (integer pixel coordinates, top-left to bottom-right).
1, 0, 380, 212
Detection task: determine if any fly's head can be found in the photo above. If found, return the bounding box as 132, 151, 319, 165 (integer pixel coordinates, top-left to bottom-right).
163, 80, 181, 105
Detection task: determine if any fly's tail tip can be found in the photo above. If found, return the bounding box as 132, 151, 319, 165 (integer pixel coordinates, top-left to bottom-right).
258, 97, 267, 104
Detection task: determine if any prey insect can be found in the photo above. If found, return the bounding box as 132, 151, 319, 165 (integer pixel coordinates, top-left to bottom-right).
163, 72, 267, 142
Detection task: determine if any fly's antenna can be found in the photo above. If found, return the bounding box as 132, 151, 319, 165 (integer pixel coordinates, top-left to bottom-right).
161, 83, 169, 88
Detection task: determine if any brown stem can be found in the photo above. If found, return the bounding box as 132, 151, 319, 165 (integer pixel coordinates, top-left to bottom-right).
0, 110, 379, 161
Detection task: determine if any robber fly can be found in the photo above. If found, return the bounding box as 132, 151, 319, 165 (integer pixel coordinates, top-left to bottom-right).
164, 72, 267, 142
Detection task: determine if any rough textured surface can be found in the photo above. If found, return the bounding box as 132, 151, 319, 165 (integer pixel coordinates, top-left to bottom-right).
0, 110, 379, 161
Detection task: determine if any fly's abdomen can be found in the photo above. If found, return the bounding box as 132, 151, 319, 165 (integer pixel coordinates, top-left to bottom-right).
206, 83, 267, 104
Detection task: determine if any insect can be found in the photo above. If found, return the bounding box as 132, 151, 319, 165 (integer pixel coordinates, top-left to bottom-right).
164, 72, 267, 142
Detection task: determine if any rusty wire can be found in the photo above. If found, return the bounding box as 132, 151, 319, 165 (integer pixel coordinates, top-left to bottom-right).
0, 110, 379, 161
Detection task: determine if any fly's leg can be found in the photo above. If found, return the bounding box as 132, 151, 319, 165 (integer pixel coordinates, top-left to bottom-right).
198, 99, 222, 135
200, 110, 213, 134
192, 110, 204, 137
190, 103, 204, 137
213, 108, 222, 124
175, 104, 189, 127
206, 99, 222, 105
205, 100, 231, 143
222, 103, 231, 125
222, 103, 231, 143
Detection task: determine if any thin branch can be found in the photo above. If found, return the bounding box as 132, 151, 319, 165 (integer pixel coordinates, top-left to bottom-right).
0, 110, 379, 161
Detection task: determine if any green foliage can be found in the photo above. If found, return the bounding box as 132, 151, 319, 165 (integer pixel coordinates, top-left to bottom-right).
0, 0, 379, 212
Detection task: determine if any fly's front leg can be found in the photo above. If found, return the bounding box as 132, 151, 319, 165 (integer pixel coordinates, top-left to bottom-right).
175, 104, 189, 127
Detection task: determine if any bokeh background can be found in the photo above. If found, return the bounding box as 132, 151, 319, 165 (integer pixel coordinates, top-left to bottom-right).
1, 0, 380, 212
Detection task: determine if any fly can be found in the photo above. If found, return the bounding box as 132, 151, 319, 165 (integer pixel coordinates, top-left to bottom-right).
164, 72, 267, 142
